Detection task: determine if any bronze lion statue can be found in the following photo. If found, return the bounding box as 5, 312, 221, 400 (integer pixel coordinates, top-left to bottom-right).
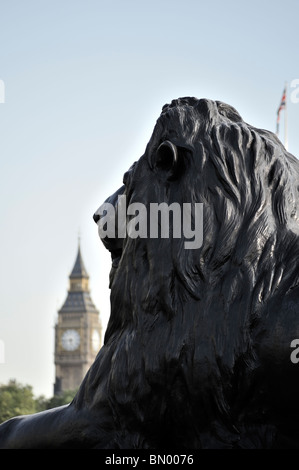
1, 97, 299, 449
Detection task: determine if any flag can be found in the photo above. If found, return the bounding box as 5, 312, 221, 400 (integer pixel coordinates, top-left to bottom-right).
276, 86, 286, 135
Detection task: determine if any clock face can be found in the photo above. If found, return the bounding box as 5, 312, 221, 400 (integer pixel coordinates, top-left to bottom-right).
92, 329, 100, 352
61, 329, 80, 351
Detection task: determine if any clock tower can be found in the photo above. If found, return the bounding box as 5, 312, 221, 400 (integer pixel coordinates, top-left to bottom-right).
54, 241, 102, 394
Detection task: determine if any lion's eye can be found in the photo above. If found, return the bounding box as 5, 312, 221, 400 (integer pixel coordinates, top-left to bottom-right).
156, 140, 178, 174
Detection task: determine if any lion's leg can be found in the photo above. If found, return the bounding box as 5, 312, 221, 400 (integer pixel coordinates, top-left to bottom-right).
0, 403, 103, 449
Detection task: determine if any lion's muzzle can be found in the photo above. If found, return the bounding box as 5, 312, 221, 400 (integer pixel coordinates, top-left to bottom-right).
93, 185, 125, 267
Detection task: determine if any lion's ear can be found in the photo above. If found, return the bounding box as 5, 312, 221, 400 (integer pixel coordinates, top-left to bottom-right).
155, 140, 180, 181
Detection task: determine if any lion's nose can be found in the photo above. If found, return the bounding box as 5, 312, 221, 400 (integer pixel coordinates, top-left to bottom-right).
93, 213, 100, 224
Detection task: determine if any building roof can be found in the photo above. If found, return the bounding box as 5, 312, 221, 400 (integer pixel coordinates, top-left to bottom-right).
58, 241, 100, 314
59, 291, 98, 314
69, 244, 89, 279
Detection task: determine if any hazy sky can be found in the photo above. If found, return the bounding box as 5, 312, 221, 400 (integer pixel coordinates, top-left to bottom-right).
1, 0, 298, 398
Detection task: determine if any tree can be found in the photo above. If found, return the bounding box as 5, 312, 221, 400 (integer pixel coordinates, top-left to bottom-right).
0, 380, 37, 423
0, 380, 77, 424
36, 389, 77, 411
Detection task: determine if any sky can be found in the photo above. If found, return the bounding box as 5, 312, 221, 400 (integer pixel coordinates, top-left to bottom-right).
0, 0, 299, 398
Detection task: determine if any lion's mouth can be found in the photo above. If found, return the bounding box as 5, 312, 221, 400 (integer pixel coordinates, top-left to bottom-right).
93, 210, 124, 270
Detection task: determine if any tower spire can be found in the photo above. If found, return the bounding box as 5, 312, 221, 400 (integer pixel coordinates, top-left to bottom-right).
70, 242, 89, 280
78, 228, 81, 248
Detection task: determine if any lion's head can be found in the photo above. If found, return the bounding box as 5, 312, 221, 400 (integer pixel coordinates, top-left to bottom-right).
90, 97, 299, 448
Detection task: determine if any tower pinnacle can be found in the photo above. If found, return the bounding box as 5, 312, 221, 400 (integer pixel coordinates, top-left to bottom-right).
54, 240, 102, 394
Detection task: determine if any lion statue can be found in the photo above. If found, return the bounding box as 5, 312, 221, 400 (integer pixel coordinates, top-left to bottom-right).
1, 97, 299, 449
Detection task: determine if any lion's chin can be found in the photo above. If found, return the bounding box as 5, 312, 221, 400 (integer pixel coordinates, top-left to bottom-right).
109, 267, 118, 289
111, 250, 122, 268
108, 249, 122, 287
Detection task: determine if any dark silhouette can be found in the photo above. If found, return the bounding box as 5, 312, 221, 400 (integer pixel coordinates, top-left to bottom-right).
1, 97, 299, 448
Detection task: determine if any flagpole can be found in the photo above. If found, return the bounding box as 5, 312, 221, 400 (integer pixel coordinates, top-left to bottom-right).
284, 81, 288, 151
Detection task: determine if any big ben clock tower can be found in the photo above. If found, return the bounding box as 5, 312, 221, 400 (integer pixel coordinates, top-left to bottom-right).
54, 241, 102, 394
